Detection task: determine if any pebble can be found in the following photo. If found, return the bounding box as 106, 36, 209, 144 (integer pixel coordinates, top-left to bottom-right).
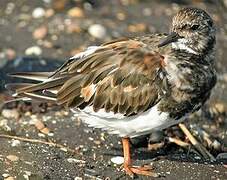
216, 153, 227, 160
214, 103, 225, 114
110, 156, 124, 165
1, 109, 20, 119
4, 177, 15, 180
88, 24, 107, 39
128, 23, 147, 33
25, 46, 42, 56
67, 23, 82, 33
0, 119, 11, 132
67, 158, 86, 164
11, 140, 21, 147
5, 48, 16, 60
74, 177, 83, 180
45, 8, 55, 17
67, 7, 84, 18
2, 174, 10, 178
32, 7, 45, 18
6, 155, 19, 162
33, 26, 48, 40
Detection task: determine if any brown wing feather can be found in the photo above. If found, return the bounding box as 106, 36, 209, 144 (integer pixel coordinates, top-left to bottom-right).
55, 39, 165, 115
9, 38, 166, 116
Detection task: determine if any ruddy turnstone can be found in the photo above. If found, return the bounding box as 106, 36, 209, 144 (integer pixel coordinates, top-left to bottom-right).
6, 7, 216, 177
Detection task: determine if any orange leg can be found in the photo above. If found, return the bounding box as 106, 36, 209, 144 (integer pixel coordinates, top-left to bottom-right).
122, 138, 158, 178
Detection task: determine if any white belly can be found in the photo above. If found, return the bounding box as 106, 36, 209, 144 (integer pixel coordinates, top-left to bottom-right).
72, 103, 183, 138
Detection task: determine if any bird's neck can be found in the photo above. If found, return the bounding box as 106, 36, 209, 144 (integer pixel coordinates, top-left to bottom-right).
171, 37, 215, 58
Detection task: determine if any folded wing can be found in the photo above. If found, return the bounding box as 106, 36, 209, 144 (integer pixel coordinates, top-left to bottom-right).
7, 39, 167, 116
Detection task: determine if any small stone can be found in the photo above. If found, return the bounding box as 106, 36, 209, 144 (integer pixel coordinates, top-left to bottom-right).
110, 156, 124, 165
25, 46, 42, 56
1, 109, 20, 119
116, 12, 126, 20
94, 140, 101, 145
67, 158, 86, 164
0, 119, 11, 132
40, 127, 50, 134
45, 8, 55, 17
53, 0, 67, 11
214, 103, 225, 114
4, 177, 15, 180
6, 48, 16, 60
67, 23, 81, 33
216, 153, 227, 160
128, 23, 147, 33
143, 8, 152, 16
88, 24, 107, 39
6, 155, 19, 162
32, 7, 45, 18
74, 177, 82, 180
33, 26, 48, 40
212, 140, 221, 150
42, 40, 53, 48
67, 7, 84, 18
11, 140, 21, 147
2, 173, 10, 178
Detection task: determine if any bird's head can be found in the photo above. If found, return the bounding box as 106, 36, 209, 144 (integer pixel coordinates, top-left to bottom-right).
159, 7, 216, 55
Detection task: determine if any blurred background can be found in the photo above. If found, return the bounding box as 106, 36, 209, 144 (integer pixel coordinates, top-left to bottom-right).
0, 0, 226, 180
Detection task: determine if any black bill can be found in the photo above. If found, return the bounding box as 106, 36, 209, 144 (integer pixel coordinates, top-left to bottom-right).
158, 32, 181, 48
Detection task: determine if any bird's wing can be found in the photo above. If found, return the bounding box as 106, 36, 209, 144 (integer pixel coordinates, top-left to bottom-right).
7, 38, 168, 116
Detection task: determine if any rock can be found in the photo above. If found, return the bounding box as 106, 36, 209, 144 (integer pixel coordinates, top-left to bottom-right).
2, 174, 10, 178
45, 8, 55, 17
33, 26, 48, 40
67, 158, 86, 164
6, 155, 19, 162
53, 0, 67, 11
149, 130, 164, 143
143, 8, 152, 16
116, 12, 126, 20
5, 48, 16, 60
4, 177, 15, 180
110, 156, 124, 165
88, 24, 107, 39
32, 7, 45, 18
216, 153, 227, 160
0, 119, 11, 132
33, 119, 50, 135
1, 109, 20, 119
67, 23, 82, 33
67, 7, 84, 18
74, 177, 83, 180
214, 103, 225, 114
128, 23, 147, 33
25, 46, 42, 56
11, 140, 21, 147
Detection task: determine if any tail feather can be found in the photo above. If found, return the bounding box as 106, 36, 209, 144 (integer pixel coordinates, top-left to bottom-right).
16, 76, 69, 94
7, 71, 72, 103
21, 92, 57, 102
5, 83, 35, 92
8, 72, 53, 82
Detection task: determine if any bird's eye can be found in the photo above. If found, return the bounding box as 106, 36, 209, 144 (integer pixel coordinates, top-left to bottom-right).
191, 24, 199, 30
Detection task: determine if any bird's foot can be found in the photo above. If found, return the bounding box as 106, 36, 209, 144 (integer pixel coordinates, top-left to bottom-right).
123, 164, 159, 178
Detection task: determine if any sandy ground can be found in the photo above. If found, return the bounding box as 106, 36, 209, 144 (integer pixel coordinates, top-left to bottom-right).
0, 0, 227, 179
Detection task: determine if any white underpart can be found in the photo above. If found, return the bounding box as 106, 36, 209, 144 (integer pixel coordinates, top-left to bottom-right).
172, 38, 198, 55
72, 104, 184, 138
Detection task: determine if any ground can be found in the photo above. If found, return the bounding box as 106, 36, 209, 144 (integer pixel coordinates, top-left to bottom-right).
0, 0, 227, 180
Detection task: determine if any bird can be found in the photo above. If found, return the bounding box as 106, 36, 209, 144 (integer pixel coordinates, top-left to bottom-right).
6, 7, 216, 177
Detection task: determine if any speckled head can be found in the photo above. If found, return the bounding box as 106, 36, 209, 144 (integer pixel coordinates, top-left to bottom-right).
171, 7, 216, 55
159, 7, 216, 56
